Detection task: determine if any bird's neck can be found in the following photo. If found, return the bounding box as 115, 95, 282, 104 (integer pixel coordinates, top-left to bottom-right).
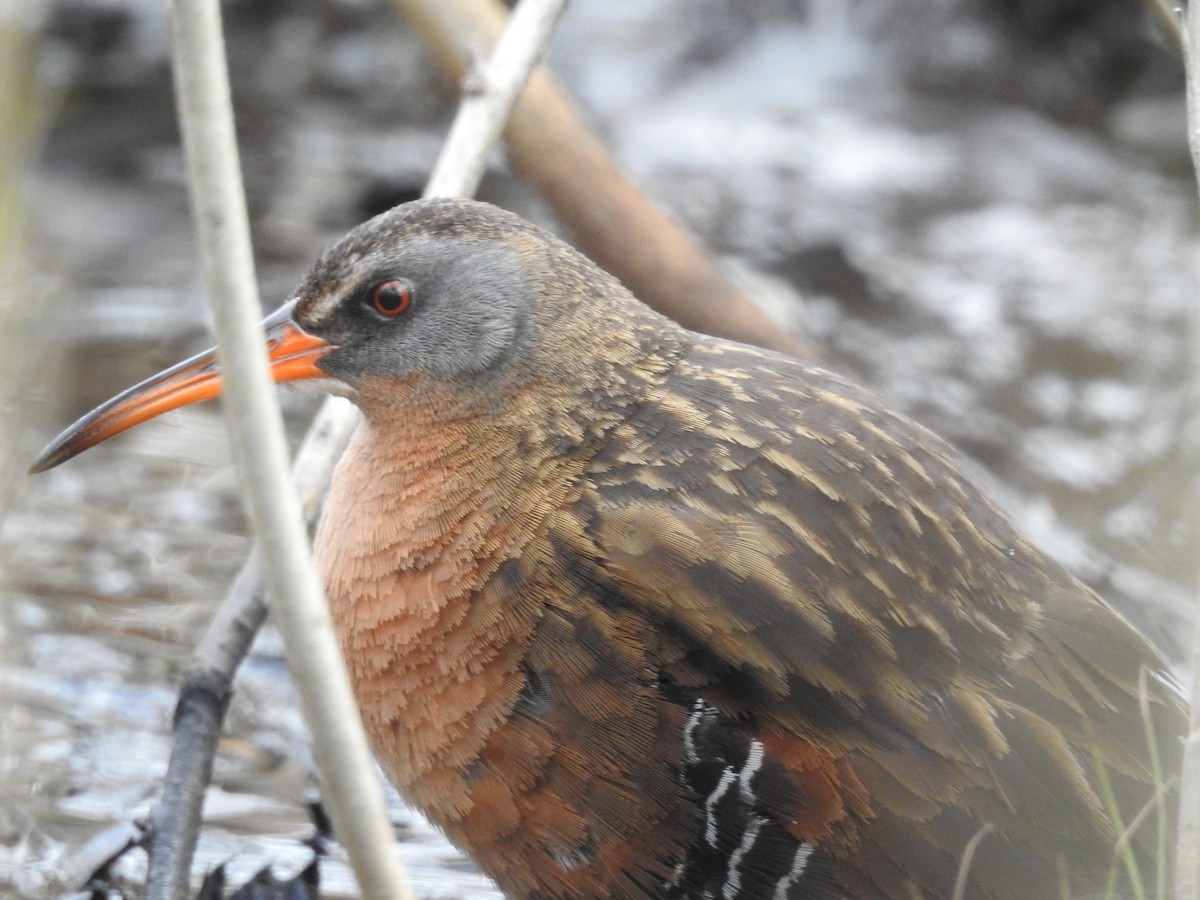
316, 389, 562, 632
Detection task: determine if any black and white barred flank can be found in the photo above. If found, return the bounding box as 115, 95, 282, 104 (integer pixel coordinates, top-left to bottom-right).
666, 700, 842, 900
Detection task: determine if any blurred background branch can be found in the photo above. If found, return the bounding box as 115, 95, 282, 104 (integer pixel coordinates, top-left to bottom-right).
394, 0, 816, 360
166, 0, 414, 895
1174, 4, 1200, 895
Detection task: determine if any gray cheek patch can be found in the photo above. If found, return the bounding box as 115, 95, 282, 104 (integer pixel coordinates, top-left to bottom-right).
390, 239, 537, 380
311, 236, 541, 385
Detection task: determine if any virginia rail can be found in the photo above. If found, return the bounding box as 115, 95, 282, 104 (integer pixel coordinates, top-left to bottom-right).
33, 198, 1184, 899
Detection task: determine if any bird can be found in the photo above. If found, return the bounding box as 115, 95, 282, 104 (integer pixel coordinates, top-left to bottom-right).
33, 198, 1184, 900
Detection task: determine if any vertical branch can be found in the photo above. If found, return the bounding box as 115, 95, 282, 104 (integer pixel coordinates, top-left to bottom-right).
145, 554, 267, 900
145, 0, 572, 895
165, 2, 414, 899
1177, 5, 1200, 897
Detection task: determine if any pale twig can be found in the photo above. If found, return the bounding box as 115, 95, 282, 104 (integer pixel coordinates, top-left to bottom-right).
425, 0, 569, 198
145, 0, 570, 895
166, 1, 413, 898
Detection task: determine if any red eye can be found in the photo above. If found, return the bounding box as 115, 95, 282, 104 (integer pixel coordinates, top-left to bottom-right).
371, 280, 412, 317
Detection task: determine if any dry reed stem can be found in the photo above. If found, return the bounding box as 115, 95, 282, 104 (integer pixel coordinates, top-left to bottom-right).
166, 1, 414, 896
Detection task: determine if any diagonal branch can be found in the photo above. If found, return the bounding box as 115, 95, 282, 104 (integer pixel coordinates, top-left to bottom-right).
393, 0, 816, 361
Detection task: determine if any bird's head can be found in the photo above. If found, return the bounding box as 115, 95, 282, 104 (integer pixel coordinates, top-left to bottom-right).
293, 198, 547, 394
29, 199, 599, 473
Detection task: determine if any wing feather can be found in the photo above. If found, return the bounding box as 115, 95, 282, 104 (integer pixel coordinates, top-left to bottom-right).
554, 338, 1183, 897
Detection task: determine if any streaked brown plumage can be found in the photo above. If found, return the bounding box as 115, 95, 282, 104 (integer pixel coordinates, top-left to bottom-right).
34, 198, 1183, 899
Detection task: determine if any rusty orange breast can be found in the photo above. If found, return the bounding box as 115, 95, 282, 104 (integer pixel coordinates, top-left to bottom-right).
313, 400, 586, 817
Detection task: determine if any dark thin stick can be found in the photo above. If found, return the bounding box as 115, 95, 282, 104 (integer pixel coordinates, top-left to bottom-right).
144, 402, 359, 896
145, 554, 265, 900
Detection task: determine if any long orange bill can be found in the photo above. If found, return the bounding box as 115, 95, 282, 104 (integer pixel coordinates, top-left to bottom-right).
29, 299, 334, 474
